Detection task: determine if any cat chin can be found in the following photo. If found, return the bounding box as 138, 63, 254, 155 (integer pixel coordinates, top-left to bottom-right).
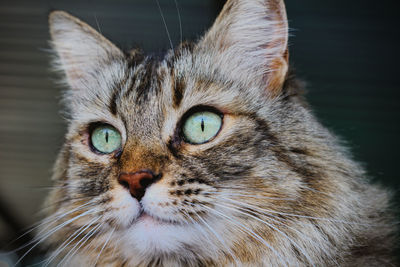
112, 185, 204, 254
107, 184, 223, 259
119, 220, 215, 259
115, 208, 229, 263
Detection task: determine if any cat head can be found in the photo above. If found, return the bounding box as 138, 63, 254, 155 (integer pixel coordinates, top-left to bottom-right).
44, 0, 348, 265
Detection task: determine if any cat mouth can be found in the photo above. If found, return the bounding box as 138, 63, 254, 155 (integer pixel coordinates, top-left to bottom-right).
131, 211, 181, 226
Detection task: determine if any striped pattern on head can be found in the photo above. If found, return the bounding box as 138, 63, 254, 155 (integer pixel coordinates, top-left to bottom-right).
37, 1, 396, 266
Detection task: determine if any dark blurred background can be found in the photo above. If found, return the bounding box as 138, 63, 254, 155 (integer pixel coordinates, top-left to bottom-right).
0, 0, 399, 265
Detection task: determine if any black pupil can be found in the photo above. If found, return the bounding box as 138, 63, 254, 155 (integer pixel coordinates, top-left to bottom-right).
201, 118, 205, 132
105, 131, 109, 143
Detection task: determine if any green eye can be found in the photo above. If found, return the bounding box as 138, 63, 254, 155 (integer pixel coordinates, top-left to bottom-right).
182, 111, 222, 144
91, 125, 122, 154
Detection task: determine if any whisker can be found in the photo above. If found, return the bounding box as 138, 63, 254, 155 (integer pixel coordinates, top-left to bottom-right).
220, 199, 331, 256
76, 221, 109, 263
208, 191, 295, 201
224, 199, 337, 263
93, 227, 115, 266
7, 201, 95, 254
197, 203, 289, 267
219, 196, 373, 226
58, 222, 104, 267
189, 208, 239, 263
216, 195, 354, 260
14, 207, 98, 266
44, 217, 100, 267
26, 185, 69, 191
214, 202, 315, 266
155, 0, 173, 49
111, 234, 123, 260
93, 13, 102, 34
173, 0, 182, 44
36, 202, 97, 235
182, 210, 233, 260
37, 196, 96, 214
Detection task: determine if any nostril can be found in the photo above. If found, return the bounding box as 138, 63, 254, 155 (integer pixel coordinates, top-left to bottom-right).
139, 177, 153, 188
119, 180, 129, 190
139, 173, 162, 188
118, 170, 161, 200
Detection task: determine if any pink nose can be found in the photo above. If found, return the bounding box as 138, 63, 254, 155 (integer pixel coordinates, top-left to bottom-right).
118, 170, 158, 200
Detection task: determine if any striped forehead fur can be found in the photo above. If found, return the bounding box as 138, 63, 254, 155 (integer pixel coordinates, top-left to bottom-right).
37, 0, 397, 266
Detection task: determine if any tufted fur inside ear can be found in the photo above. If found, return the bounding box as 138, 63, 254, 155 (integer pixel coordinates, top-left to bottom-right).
49, 11, 124, 91
199, 0, 289, 97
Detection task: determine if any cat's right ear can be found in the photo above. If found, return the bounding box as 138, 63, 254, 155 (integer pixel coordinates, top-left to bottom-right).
48, 11, 124, 91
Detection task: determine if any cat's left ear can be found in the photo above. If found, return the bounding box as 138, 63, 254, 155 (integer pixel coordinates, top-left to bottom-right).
48, 11, 124, 91
199, 0, 289, 97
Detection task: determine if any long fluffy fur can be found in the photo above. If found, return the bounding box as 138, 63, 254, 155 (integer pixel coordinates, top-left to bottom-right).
34, 1, 397, 266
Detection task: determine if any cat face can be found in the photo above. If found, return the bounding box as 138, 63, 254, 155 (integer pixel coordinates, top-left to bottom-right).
40, 0, 393, 266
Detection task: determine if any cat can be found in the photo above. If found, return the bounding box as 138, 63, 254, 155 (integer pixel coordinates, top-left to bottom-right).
33, 0, 396, 266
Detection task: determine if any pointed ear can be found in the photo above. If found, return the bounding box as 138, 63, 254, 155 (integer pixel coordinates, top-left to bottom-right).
49, 11, 124, 91
199, 0, 289, 97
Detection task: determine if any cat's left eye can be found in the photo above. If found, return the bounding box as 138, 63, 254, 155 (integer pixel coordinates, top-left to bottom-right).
90, 125, 122, 154
182, 111, 223, 144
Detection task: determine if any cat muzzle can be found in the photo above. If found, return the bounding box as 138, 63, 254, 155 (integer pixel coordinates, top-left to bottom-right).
118, 170, 160, 201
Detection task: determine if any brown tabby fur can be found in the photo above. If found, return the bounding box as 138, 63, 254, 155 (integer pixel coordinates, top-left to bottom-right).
36, 0, 397, 266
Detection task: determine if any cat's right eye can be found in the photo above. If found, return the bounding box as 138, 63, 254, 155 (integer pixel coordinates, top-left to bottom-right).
90, 124, 122, 154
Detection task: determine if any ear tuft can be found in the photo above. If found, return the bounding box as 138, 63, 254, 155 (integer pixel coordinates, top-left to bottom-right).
49, 10, 123, 90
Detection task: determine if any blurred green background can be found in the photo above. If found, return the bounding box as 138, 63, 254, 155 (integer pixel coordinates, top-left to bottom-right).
0, 0, 399, 264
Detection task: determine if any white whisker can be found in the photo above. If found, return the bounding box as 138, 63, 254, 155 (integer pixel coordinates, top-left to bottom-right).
208, 191, 295, 201
181, 205, 238, 262
198, 203, 289, 267
36, 201, 96, 237
155, 0, 173, 49
219, 195, 372, 226
173, 0, 182, 44
222, 199, 331, 257
15, 207, 97, 266
9, 202, 95, 253
58, 222, 104, 267
214, 202, 315, 266
44, 216, 100, 267
111, 234, 123, 260
93, 227, 115, 266
193, 210, 239, 263
93, 13, 102, 34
